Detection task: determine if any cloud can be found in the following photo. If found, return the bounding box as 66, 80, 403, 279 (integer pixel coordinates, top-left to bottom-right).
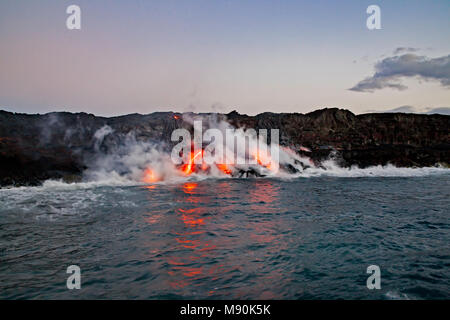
424, 107, 450, 115
350, 53, 450, 92
379, 106, 450, 115
393, 47, 419, 55
383, 106, 417, 113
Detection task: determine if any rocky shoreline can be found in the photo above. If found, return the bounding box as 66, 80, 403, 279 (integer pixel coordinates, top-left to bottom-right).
0, 108, 448, 187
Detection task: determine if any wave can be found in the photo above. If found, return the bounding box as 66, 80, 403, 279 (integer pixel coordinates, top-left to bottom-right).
385, 290, 414, 300
295, 161, 449, 178
0, 163, 448, 192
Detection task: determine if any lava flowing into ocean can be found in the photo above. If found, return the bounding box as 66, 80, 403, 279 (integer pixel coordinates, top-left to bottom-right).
142, 168, 159, 183
180, 148, 236, 176
141, 144, 282, 183
182, 150, 203, 175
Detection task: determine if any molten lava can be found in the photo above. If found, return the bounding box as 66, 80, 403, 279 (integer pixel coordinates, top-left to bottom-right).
181, 149, 235, 176
254, 151, 272, 170
143, 144, 281, 182
143, 168, 159, 183
182, 150, 203, 175
216, 164, 232, 175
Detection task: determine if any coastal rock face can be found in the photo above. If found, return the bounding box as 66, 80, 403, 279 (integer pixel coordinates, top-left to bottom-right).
230, 109, 449, 167
0, 108, 449, 186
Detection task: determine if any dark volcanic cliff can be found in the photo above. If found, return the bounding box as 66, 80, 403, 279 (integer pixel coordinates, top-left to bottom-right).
0, 108, 449, 186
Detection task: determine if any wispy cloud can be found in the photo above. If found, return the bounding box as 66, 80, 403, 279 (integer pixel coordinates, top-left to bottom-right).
424, 107, 450, 115
350, 53, 450, 93
367, 106, 450, 115
393, 47, 419, 55
383, 106, 417, 113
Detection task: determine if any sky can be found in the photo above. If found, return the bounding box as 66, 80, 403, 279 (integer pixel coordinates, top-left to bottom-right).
0, 0, 449, 116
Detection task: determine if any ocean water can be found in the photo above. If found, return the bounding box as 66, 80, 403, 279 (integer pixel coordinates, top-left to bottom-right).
0, 168, 449, 299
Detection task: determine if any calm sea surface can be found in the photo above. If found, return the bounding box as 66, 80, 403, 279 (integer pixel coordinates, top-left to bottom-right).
0, 174, 449, 299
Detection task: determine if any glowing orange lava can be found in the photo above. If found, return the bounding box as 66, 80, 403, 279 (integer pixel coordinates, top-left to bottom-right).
254, 151, 272, 170
182, 150, 203, 175
216, 164, 232, 175
180, 148, 235, 176
142, 168, 159, 183
144, 145, 278, 181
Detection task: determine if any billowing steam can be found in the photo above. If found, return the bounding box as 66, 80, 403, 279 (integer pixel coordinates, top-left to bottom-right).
82, 115, 317, 184
79, 116, 447, 186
